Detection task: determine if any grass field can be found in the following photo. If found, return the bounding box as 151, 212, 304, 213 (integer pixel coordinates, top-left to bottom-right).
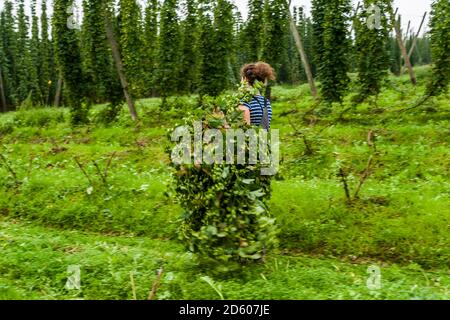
0, 66, 449, 300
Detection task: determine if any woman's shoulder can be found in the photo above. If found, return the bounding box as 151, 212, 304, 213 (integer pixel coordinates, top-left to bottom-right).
254, 95, 271, 104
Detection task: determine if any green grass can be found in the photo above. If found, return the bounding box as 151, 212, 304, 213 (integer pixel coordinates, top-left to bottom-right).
0, 219, 448, 300
0, 66, 449, 299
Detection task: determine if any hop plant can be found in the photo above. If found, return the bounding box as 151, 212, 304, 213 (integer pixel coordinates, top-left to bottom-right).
167, 82, 278, 262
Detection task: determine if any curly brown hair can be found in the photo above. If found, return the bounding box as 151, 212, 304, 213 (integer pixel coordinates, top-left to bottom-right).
241, 62, 276, 86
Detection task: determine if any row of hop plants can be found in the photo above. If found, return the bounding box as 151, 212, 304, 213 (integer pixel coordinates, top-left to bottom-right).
167, 82, 278, 263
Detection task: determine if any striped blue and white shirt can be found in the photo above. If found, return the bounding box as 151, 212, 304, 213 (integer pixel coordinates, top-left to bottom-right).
242, 95, 273, 128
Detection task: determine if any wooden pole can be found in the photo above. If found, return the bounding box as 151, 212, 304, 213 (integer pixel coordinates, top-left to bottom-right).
350, 1, 361, 36
54, 76, 63, 107
400, 12, 427, 74
392, 10, 417, 85
407, 12, 427, 58
403, 20, 411, 43
104, 12, 138, 122
287, 0, 318, 98
0, 68, 7, 112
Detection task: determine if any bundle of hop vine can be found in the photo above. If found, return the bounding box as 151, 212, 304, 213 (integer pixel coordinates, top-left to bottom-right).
167, 81, 278, 262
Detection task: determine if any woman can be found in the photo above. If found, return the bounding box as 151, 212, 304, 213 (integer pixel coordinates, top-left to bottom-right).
239, 62, 276, 129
